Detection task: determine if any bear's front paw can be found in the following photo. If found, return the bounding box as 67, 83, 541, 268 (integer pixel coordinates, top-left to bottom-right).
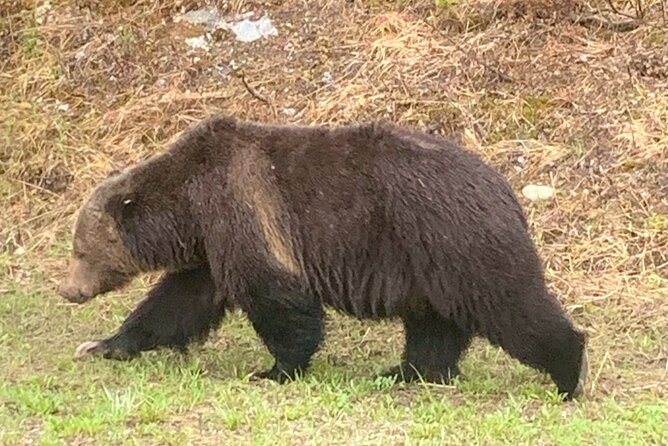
73, 339, 138, 361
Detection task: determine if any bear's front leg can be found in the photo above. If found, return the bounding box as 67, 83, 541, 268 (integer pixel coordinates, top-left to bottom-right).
74, 266, 224, 361
242, 277, 324, 383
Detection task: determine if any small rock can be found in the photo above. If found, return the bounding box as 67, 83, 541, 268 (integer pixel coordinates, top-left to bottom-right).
35, 1, 52, 24
175, 6, 229, 29
522, 184, 555, 201
322, 71, 334, 86
185, 35, 210, 51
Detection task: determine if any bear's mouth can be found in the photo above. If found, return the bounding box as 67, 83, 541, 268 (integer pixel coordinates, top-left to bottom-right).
57, 256, 134, 304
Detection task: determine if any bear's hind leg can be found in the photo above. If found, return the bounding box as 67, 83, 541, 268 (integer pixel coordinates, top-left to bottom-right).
243, 278, 324, 383
74, 266, 224, 361
382, 311, 472, 384
480, 294, 587, 400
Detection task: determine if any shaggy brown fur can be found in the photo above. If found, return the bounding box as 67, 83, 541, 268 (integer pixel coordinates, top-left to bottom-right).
58, 115, 587, 400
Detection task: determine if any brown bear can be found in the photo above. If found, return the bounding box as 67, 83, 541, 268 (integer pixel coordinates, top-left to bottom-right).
58, 115, 588, 400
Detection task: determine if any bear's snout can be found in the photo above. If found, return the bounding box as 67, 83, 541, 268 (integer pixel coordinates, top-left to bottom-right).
57, 281, 95, 303
58, 259, 100, 304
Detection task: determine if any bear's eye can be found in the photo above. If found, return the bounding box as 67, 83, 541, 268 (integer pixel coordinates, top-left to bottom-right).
119, 197, 139, 221
105, 194, 140, 223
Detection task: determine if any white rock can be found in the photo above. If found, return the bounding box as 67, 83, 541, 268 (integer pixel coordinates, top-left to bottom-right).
231, 15, 278, 42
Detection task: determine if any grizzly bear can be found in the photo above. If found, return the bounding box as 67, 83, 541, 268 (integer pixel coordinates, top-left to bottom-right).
58, 115, 587, 400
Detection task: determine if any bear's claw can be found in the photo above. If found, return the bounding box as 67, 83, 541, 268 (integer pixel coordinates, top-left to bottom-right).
572, 347, 588, 399
251, 365, 303, 383
74, 340, 104, 359
380, 364, 459, 384
73, 338, 140, 361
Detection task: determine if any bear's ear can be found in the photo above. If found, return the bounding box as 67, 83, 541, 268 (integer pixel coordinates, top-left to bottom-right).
106, 168, 122, 178
211, 115, 238, 133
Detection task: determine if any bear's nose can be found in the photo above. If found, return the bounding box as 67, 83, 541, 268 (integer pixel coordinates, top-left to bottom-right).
58, 282, 89, 304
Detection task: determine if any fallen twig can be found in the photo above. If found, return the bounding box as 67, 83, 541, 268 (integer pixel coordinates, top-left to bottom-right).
238, 71, 270, 104
571, 12, 641, 32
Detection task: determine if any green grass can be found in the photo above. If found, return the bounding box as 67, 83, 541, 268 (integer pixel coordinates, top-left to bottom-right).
435, 0, 460, 9
0, 285, 665, 446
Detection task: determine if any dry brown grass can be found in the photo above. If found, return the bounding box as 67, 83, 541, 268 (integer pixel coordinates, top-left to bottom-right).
1, 0, 666, 406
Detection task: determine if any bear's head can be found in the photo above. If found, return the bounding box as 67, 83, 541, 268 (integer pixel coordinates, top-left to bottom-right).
58, 165, 200, 303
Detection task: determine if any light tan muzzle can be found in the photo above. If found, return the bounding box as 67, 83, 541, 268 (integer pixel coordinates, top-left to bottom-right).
58, 258, 102, 304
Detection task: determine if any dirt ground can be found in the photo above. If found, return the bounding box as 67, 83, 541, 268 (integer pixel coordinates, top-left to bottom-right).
0, 0, 666, 444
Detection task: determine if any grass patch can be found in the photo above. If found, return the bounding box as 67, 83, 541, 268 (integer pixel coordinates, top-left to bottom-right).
435, 0, 460, 9
0, 288, 665, 445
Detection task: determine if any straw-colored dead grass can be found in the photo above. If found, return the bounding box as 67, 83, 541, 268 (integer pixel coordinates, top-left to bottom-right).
1, 0, 666, 405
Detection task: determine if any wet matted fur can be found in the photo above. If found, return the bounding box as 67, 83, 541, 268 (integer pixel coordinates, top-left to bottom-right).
59, 115, 587, 400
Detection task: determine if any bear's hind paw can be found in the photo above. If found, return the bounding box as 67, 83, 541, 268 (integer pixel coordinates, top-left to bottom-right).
379, 364, 459, 385
379, 365, 420, 383
251, 364, 304, 384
